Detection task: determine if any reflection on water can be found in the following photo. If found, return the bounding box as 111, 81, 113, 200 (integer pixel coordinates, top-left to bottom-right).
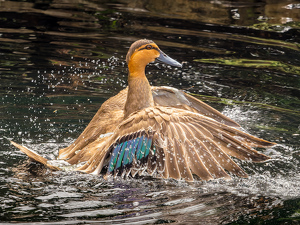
0, 0, 299, 224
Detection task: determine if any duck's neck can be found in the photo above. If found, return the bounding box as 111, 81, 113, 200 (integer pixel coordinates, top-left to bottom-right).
124, 65, 154, 118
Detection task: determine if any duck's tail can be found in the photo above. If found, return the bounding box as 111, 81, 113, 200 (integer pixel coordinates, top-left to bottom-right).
10, 141, 60, 171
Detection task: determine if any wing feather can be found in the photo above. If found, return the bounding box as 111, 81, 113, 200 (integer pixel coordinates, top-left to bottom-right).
164, 137, 181, 180
173, 137, 194, 181
199, 121, 271, 161
184, 139, 214, 180
186, 121, 214, 140
156, 146, 166, 177
200, 119, 275, 147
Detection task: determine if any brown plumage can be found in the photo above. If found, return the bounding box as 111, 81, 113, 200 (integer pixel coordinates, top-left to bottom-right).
11, 39, 276, 182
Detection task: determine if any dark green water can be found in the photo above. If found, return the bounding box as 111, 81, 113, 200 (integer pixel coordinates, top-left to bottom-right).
0, 0, 299, 224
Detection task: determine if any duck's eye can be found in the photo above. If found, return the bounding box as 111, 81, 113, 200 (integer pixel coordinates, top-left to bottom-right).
146, 45, 153, 50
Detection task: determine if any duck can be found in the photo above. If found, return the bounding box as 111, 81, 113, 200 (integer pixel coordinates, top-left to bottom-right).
11, 39, 276, 182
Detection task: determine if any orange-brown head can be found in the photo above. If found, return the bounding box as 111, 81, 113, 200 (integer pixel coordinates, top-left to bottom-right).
126, 39, 182, 78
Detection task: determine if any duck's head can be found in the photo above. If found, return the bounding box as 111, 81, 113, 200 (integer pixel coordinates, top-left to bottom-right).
126, 39, 182, 75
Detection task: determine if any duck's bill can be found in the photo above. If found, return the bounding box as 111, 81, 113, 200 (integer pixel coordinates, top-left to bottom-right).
157, 50, 182, 67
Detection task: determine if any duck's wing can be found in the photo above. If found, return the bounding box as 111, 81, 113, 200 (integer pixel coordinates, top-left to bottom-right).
77, 106, 275, 182
58, 88, 127, 161
59, 86, 239, 162
152, 86, 240, 127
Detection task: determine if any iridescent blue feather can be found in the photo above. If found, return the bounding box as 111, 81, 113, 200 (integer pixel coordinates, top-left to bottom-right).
122, 139, 134, 166
116, 141, 128, 169
108, 143, 123, 172
137, 136, 148, 160
107, 132, 155, 173
135, 136, 145, 161
128, 137, 140, 164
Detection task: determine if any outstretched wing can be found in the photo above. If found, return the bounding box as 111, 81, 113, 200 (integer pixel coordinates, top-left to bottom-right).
152, 86, 240, 127
59, 86, 240, 164
77, 106, 274, 181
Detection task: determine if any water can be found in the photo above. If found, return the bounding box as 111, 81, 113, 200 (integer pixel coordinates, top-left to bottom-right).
0, 0, 300, 224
